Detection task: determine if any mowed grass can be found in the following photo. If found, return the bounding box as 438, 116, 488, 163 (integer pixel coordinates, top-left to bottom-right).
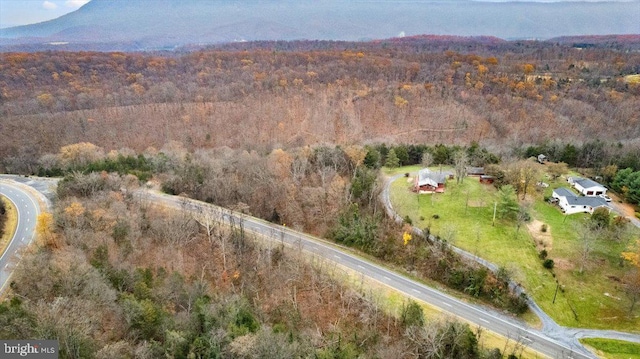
389, 167, 640, 331
580, 338, 640, 359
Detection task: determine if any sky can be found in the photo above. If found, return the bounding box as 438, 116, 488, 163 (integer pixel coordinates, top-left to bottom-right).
0, 0, 90, 28
0, 0, 637, 29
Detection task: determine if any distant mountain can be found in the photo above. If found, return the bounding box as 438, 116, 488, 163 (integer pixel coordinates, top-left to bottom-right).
1, 0, 639, 51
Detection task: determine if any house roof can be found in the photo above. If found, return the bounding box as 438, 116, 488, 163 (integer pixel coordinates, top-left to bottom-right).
467, 166, 485, 175
565, 196, 610, 208
553, 187, 576, 198
416, 168, 448, 187
574, 178, 606, 190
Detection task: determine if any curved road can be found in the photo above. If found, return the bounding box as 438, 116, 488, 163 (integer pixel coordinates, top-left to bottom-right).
0, 180, 41, 294
3, 177, 639, 358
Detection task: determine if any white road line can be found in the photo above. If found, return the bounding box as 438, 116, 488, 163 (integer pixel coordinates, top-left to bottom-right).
412, 289, 421, 294
383, 276, 391, 281
442, 302, 453, 307
333, 254, 341, 260
357, 265, 365, 270
479, 318, 490, 324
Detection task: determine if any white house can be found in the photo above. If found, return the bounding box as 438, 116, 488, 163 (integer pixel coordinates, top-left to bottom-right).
552, 187, 575, 201
567, 177, 607, 197
552, 187, 610, 215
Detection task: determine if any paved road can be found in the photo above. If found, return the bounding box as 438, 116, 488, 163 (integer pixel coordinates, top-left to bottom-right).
611, 201, 640, 229
146, 189, 596, 359
0, 180, 41, 294
3, 177, 638, 358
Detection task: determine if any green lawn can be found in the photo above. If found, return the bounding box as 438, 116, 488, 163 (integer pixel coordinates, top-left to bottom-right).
580, 338, 640, 359
389, 167, 640, 331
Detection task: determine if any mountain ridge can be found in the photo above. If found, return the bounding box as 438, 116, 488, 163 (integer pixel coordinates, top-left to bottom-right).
1, 0, 639, 51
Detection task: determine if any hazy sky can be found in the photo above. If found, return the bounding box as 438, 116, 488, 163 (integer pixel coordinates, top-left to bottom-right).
0, 0, 638, 29
0, 0, 90, 28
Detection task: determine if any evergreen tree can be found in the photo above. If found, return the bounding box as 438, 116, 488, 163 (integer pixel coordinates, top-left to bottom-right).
385, 148, 400, 168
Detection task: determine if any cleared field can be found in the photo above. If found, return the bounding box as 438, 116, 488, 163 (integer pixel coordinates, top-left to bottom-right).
389, 167, 640, 331
581, 338, 640, 359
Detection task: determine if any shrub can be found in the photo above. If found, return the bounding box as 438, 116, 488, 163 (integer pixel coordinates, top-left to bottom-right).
590, 207, 610, 229
538, 249, 548, 260
543, 258, 555, 269
404, 215, 413, 225
432, 214, 440, 219
540, 224, 548, 233
400, 300, 425, 327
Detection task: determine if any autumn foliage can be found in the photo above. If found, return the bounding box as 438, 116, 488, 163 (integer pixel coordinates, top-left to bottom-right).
1, 39, 639, 174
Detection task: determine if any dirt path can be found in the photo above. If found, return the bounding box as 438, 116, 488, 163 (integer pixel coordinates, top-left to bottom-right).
527, 219, 553, 251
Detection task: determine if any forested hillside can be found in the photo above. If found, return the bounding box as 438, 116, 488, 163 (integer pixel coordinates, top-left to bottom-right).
1, 38, 639, 175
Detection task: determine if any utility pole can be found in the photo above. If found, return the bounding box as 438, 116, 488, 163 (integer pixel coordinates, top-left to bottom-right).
553, 281, 559, 304
492, 201, 497, 226
465, 191, 470, 214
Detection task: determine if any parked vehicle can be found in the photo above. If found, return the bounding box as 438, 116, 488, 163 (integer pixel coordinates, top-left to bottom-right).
598, 194, 612, 202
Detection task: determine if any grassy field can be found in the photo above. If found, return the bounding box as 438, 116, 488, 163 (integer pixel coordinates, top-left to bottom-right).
580, 338, 640, 359
388, 166, 640, 332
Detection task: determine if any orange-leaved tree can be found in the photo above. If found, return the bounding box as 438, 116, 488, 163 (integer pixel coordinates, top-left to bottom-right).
622, 239, 640, 313
36, 212, 59, 249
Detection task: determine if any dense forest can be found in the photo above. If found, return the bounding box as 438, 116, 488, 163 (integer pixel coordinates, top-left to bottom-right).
1, 37, 639, 175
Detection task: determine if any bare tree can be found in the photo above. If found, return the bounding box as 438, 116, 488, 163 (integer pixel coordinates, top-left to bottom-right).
623, 269, 640, 313
421, 151, 434, 168
518, 160, 542, 200
575, 223, 599, 274
453, 150, 468, 184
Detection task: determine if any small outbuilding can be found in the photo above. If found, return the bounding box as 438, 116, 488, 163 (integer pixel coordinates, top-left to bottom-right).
479, 175, 495, 184
537, 154, 547, 164
466, 166, 485, 176
568, 177, 607, 197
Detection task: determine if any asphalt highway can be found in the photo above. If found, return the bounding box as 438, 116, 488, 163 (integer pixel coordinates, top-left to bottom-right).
0, 180, 41, 294
4, 178, 635, 358
147, 190, 597, 359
